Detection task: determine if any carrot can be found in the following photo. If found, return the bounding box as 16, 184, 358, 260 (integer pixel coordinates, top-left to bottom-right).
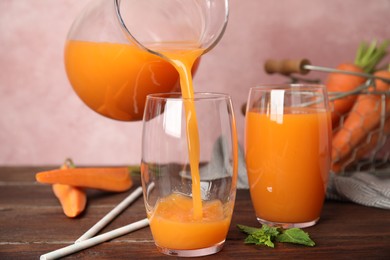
327, 40, 389, 128
52, 184, 87, 218
331, 69, 390, 165
36, 167, 133, 192
327, 63, 366, 127
52, 159, 87, 218
332, 117, 390, 173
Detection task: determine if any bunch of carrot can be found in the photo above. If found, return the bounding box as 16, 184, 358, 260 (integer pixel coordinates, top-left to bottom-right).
35, 159, 133, 218
327, 40, 390, 173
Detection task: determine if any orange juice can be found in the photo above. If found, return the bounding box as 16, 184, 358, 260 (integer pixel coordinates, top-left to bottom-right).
148, 193, 232, 250
245, 110, 331, 223
64, 40, 180, 121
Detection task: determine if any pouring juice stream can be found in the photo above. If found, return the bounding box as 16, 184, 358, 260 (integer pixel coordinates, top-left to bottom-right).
159, 46, 205, 220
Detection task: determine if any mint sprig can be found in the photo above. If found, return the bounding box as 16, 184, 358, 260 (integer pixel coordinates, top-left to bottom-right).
237, 224, 315, 248
239, 224, 279, 248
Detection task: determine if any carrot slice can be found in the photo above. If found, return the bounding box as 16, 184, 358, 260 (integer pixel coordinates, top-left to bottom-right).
36, 167, 133, 192
52, 183, 87, 218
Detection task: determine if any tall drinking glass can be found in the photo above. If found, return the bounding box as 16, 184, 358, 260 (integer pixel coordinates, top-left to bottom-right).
245, 84, 332, 228
141, 93, 238, 257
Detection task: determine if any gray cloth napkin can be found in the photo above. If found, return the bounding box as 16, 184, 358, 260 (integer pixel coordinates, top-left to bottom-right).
326, 170, 390, 209
207, 137, 390, 209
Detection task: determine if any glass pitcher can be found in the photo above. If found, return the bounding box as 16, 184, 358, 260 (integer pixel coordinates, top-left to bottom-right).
64, 0, 229, 121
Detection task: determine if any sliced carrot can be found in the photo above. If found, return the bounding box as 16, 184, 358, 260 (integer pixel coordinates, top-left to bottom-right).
52, 183, 87, 218
36, 167, 133, 192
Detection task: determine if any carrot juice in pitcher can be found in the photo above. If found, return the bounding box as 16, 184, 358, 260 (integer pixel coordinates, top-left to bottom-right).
65, 40, 183, 121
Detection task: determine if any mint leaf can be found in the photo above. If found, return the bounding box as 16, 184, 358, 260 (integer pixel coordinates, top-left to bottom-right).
276, 228, 315, 247
237, 224, 316, 248
237, 224, 262, 235
262, 224, 280, 238
250, 230, 276, 248
244, 233, 274, 247
237, 224, 280, 248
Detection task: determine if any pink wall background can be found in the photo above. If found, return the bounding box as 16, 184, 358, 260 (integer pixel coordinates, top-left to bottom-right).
1, 0, 389, 166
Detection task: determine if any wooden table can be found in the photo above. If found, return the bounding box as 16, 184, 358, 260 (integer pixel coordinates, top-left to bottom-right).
1, 166, 389, 259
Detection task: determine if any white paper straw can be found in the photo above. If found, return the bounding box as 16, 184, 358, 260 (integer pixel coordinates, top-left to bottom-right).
40, 218, 149, 260
76, 186, 143, 242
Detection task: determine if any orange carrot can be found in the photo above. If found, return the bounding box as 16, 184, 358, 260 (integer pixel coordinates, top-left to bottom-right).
52, 159, 87, 218
36, 167, 133, 192
328, 40, 389, 128
332, 70, 390, 165
332, 116, 390, 173
326, 63, 366, 127
52, 183, 87, 218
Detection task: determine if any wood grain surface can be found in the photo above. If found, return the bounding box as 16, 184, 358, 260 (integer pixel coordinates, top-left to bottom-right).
0, 167, 389, 259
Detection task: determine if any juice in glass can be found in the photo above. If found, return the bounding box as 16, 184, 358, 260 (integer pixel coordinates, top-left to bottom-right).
245, 85, 331, 228
142, 92, 237, 256
148, 193, 232, 250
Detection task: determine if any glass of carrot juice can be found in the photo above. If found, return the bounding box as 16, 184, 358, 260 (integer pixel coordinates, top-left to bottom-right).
245, 84, 332, 228
141, 92, 238, 257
